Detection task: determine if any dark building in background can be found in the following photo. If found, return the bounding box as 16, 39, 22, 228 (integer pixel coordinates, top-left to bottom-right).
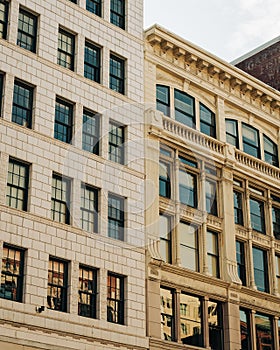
232, 36, 280, 91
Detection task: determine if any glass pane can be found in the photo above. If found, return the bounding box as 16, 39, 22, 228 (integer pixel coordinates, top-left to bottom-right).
240, 309, 250, 350
255, 313, 273, 350
160, 288, 174, 341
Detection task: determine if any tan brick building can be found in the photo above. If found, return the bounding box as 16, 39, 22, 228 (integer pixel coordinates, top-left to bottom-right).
144, 25, 280, 350
0, 1, 147, 349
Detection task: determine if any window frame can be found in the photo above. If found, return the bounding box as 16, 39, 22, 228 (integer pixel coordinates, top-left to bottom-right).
205, 178, 218, 216
108, 193, 125, 240
272, 196, 280, 239
225, 119, 239, 148
233, 190, 244, 225
1, 244, 25, 302
17, 8, 37, 53
110, 0, 125, 29
255, 312, 274, 350
80, 183, 98, 233
206, 230, 220, 278
240, 308, 252, 350
0, 0, 9, 40
51, 173, 71, 225
57, 28, 75, 71
86, 0, 102, 16
174, 89, 195, 127
275, 255, 280, 295
159, 160, 171, 199
252, 246, 269, 293
242, 123, 260, 159
159, 214, 172, 264
156, 85, 170, 117
107, 272, 125, 325
179, 221, 199, 272
6, 158, 29, 211
249, 197, 265, 234
78, 265, 98, 319
54, 97, 73, 144
84, 40, 101, 83
160, 286, 175, 342
12, 79, 34, 128
82, 109, 99, 155
47, 257, 68, 312
263, 134, 279, 167
109, 53, 125, 94
208, 300, 223, 350
236, 240, 246, 285
108, 121, 125, 164
199, 103, 216, 138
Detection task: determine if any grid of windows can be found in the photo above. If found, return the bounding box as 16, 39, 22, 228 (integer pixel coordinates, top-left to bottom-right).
17, 9, 37, 53
156, 85, 170, 116
51, 174, 70, 224
107, 272, 124, 324
159, 214, 171, 263
54, 98, 73, 144
86, 0, 102, 16
6, 158, 29, 211
0, 245, 24, 302
179, 222, 198, 271
200, 103, 216, 138
250, 197, 265, 234
0, 0, 8, 39
12, 80, 33, 128
110, 0, 125, 29
80, 184, 98, 233
109, 54, 125, 94
78, 265, 97, 319
47, 258, 68, 312
252, 247, 269, 293
207, 230, 219, 278
236, 241, 246, 285
226, 119, 239, 147
57, 28, 75, 70
108, 194, 124, 240
84, 41, 101, 83
174, 89, 195, 127
82, 109, 99, 154
109, 122, 124, 164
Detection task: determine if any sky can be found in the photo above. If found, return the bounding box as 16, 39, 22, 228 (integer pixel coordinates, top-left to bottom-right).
144, 0, 280, 63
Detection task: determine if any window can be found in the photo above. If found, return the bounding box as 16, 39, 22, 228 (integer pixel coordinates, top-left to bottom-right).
156, 85, 170, 116
264, 135, 278, 167
78, 265, 97, 318
109, 122, 124, 164
207, 231, 219, 278
200, 103, 216, 138
240, 309, 251, 350
250, 198, 265, 233
68, 0, 77, 2
255, 313, 273, 350
208, 301, 223, 350
0, 1, 9, 39
159, 161, 171, 198
275, 255, 280, 294
179, 157, 197, 207
206, 179, 217, 216
109, 54, 125, 94
84, 41, 101, 83
81, 183, 98, 233
0, 245, 24, 302
272, 205, 280, 239
6, 158, 29, 211
86, 0, 102, 16
57, 28, 75, 70
82, 109, 99, 154
108, 194, 124, 240
160, 287, 174, 341
107, 273, 124, 324
17, 9, 37, 53
47, 258, 68, 312
242, 123, 260, 158
179, 222, 198, 271
174, 89, 195, 127
110, 0, 125, 29
234, 190, 243, 225
54, 98, 73, 144
180, 293, 202, 346
51, 174, 70, 224
252, 247, 269, 292
12, 80, 33, 128
236, 241, 246, 285
226, 119, 239, 147
0, 73, 3, 113
159, 215, 171, 263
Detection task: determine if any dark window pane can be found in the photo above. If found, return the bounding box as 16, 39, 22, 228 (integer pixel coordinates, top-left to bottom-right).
12, 81, 33, 128
264, 135, 278, 167
108, 194, 124, 240
208, 301, 223, 350
160, 287, 174, 341
109, 54, 125, 94
250, 198, 265, 233
0, 1, 9, 39
156, 85, 170, 116
234, 191, 243, 225
206, 180, 217, 216
17, 9, 37, 52
179, 169, 197, 207
86, 0, 102, 16
47, 258, 68, 312
84, 41, 101, 83
54, 98, 73, 144
78, 265, 97, 318
236, 241, 246, 285
80, 184, 98, 233
57, 29, 75, 70
174, 89, 195, 127
240, 309, 251, 350
107, 273, 124, 324
207, 231, 219, 278
51, 174, 70, 224
255, 313, 273, 350
242, 123, 260, 158
110, 0, 125, 29
200, 103, 216, 138
272, 206, 280, 239
226, 119, 239, 147
0, 245, 24, 302
109, 122, 124, 164
253, 247, 268, 292
6, 158, 29, 211
82, 110, 99, 154
159, 161, 171, 198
